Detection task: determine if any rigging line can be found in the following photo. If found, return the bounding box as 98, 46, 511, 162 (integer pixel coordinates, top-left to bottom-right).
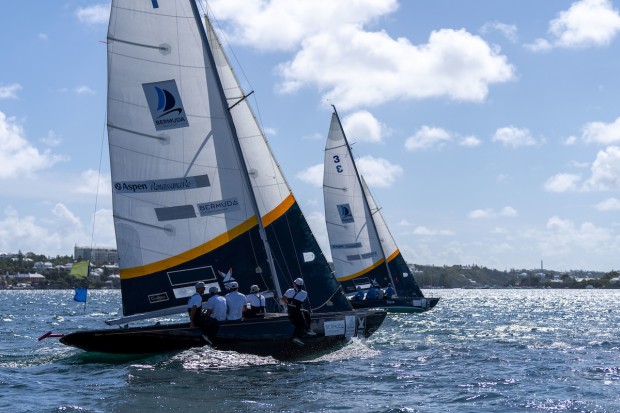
310, 286, 343, 312
90, 110, 108, 252
246, 229, 270, 291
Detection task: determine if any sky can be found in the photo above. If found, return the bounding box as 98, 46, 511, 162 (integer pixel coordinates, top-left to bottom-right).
1, 0, 620, 272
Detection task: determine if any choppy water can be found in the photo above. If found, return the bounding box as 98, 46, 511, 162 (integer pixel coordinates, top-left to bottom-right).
1, 289, 619, 412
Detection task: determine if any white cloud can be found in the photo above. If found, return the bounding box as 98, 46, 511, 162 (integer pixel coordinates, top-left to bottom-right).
594, 197, 620, 211
527, 0, 620, 51
580, 116, 620, 144
563, 135, 578, 145
74, 85, 96, 95
546, 146, 620, 192
492, 126, 536, 147
459, 135, 482, 147
296, 155, 402, 188
468, 206, 518, 219
75, 4, 110, 25
208, 0, 399, 51
342, 111, 385, 143
0, 112, 66, 179
480, 21, 519, 43
525, 38, 552, 52
412, 226, 454, 236
296, 163, 324, 187
405, 126, 452, 151
356, 155, 403, 187
278, 27, 514, 110
0, 205, 114, 257
302, 132, 323, 141
209, 0, 514, 109
0, 84, 22, 99
544, 173, 582, 192
535, 216, 615, 256
583, 146, 620, 190
72, 170, 112, 196
38, 33, 48, 41
40, 130, 62, 147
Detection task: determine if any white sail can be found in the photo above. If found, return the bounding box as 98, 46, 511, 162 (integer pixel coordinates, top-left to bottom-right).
360, 176, 399, 261
323, 112, 385, 283
206, 18, 293, 221
108, 1, 255, 268
105, 1, 353, 318
323, 109, 426, 298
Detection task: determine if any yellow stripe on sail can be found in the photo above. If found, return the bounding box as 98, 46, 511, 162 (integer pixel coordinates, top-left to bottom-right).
386, 249, 400, 263
120, 216, 258, 279
262, 193, 295, 227
337, 258, 386, 282
119, 195, 297, 280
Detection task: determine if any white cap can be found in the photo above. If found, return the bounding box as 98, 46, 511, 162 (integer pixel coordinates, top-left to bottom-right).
195, 282, 205, 289
250, 285, 260, 293
209, 286, 219, 293
229, 281, 239, 289
294, 278, 304, 286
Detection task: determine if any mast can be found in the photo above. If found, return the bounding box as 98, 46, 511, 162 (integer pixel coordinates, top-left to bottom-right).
190, 3, 284, 306
331, 105, 396, 288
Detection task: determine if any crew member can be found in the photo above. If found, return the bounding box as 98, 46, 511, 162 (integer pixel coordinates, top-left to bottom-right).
187, 282, 206, 328
246, 284, 266, 317
225, 282, 247, 321
282, 278, 315, 345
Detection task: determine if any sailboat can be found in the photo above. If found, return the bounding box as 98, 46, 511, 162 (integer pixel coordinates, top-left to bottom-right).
56, 1, 386, 357
322, 107, 439, 313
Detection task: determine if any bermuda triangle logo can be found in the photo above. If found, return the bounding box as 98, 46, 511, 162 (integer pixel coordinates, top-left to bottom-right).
143, 80, 189, 131
337, 203, 354, 224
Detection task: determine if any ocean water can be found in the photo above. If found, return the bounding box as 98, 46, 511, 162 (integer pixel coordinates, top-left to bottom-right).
1, 288, 619, 413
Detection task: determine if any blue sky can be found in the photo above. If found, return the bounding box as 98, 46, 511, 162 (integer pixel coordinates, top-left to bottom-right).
1, 0, 620, 272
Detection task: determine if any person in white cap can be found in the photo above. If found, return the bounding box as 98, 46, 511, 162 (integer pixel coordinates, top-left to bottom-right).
246, 284, 266, 318
187, 282, 205, 327
205, 286, 227, 322
282, 277, 315, 345
225, 281, 247, 321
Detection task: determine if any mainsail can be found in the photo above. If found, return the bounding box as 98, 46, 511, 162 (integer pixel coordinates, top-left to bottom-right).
323, 108, 424, 297
106, 0, 350, 320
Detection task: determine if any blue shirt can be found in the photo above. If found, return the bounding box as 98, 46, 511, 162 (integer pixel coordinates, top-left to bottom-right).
366, 287, 378, 300
354, 290, 365, 300
385, 286, 395, 298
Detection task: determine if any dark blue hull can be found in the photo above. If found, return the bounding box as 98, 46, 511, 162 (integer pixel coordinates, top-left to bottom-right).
59, 310, 386, 359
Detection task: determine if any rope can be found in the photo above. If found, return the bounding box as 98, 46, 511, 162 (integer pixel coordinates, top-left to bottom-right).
310, 286, 344, 312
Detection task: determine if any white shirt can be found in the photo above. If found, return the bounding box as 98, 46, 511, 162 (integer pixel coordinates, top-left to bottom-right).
225, 291, 247, 320
284, 287, 307, 302
247, 293, 266, 308
187, 292, 203, 309
205, 294, 227, 321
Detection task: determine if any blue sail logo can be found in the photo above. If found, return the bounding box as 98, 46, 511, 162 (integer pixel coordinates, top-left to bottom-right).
143, 80, 189, 131
337, 203, 354, 224
154, 86, 182, 118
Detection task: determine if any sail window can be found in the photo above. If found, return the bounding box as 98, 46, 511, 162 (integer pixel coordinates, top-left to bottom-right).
155, 205, 196, 222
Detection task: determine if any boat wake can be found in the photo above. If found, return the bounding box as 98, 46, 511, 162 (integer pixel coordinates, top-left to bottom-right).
170, 347, 281, 370
303, 338, 380, 363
